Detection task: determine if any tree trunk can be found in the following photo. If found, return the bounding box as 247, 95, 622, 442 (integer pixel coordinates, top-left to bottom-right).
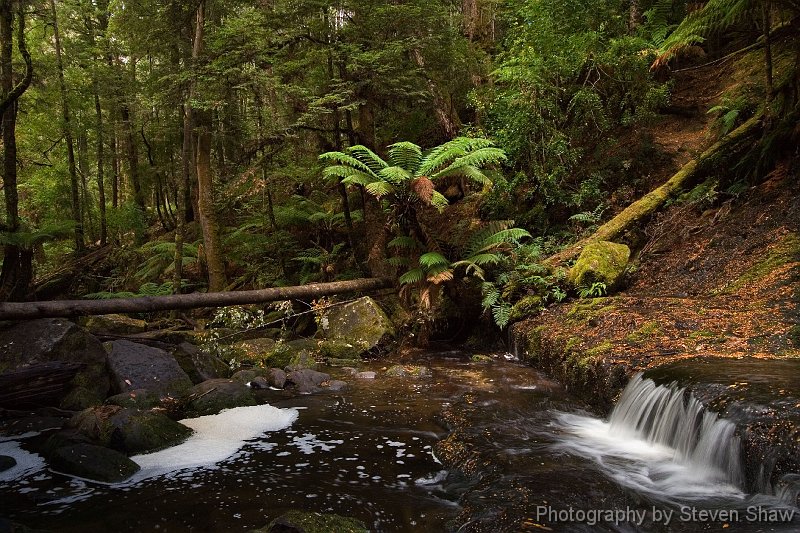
192, 0, 226, 292
629, 0, 642, 35
50, 0, 84, 252
119, 61, 144, 215
410, 48, 459, 140
545, 113, 764, 267
174, 104, 193, 294
0, 278, 393, 320
87, 12, 107, 245
0, 0, 33, 301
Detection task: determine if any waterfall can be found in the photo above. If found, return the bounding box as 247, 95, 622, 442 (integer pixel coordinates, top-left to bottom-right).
554, 373, 753, 504
608, 374, 744, 488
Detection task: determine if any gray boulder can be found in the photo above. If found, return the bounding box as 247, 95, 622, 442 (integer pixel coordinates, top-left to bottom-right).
0, 318, 110, 409
184, 379, 256, 416
81, 314, 147, 335
267, 368, 286, 389
106, 340, 192, 398
0, 455, 16, 472
285, 369, 330, 394
49, 442, 140, 483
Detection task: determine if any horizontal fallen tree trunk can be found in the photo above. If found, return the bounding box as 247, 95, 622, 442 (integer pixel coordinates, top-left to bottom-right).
0, 362, 85, 408
545, 112, 763, 267
0, 278, 394, 321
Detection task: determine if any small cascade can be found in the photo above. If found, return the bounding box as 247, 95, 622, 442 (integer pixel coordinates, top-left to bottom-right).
608, 374, 744, 488
554, 373, 797, 506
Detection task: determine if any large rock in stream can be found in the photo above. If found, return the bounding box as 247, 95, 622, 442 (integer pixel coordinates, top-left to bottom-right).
0, 318, 110, 409
49, 443, 140, 483
319, 296, 395, 356
105, 340, 193, 398
184, 379, 256, 416
68, 405, 192, 455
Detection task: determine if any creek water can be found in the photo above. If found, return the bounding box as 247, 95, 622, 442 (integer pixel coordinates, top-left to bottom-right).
1, 355, 798, 532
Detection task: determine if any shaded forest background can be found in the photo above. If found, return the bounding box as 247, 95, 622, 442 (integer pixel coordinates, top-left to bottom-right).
0, 0, 798, 338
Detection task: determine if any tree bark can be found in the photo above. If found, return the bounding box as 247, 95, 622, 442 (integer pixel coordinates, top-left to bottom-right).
191, 0, 226, 292
50, 0, 84, 252
87, 11, 107, 245
0, 0, 33, 301
0, 278, 393, 320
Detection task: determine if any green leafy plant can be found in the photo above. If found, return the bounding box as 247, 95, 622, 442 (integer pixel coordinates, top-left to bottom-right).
578, 281, 608, 299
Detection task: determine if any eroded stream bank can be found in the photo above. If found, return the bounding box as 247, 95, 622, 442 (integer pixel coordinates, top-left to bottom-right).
3, 353, 799, 532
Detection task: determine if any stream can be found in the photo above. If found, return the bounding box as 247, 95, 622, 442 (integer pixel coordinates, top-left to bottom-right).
1, 354, 798, 532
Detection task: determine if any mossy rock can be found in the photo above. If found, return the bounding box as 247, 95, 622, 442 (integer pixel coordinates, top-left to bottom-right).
568, 240, 630, 290
172, 342, 230, 384
257, 510, 368, 533
510, 296, 544, 322
385, 365, 432, 378
81, 314, 147, 335
184, 379, 256, 416
321, 297, 395, 355
49, 443, 140, 483
470, 354, 493, 364
317, 340, 361, 361
106, 389, 162, 409
69, 406, 192, 455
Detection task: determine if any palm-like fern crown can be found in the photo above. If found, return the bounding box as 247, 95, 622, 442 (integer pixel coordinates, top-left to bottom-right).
319, 137, 507, 212
652, 0, 789, 68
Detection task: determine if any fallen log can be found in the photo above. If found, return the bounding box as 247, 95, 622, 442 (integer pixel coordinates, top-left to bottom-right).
545, 112, 763, 267
0, 277, 394, 321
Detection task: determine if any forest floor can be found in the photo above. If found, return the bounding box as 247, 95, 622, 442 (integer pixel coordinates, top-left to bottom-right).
514, 55, 800, 407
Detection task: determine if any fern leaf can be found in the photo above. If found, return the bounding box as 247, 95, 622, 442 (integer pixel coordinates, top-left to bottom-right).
378, 166, 413, 185
347, 145, 388, 173
365, 181, 395, 199
388, 141, 422, 172
388, 236, 418, 249
419, 251, 450, 269
319, 151, 377, 176
399, 268, 425, 285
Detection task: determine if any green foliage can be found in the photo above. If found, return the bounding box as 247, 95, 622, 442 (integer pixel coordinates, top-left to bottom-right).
84, 282, 175, 299
578, 282, 608, 299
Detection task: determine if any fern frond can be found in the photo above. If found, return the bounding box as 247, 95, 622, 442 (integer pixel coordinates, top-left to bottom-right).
388, 236, 418, 249
319, 151, 376, 176
399, 268, 425, 285
378, 166, 413, 185
347, 145, 388, 173
388, 141, 423, 172
431, 147, 507, 180
419, 252, 450, 269
365, 181, 395, 198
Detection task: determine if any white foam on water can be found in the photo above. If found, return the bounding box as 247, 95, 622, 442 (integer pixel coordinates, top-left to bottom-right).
129, 404, 298, 481
0, 440, 46, 483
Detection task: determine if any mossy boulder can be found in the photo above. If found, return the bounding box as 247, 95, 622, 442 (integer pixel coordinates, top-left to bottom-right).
49, 442, 140, 483
69, 405, 192, 455
257, 510, 368, 533
320, 297, 395, 355
172, 342, 229, 384
106, 389, 162, 410
184, 379, 256, 416
81, 314, 147, 335
568, 240, 630, 290
385, 365, 432, 378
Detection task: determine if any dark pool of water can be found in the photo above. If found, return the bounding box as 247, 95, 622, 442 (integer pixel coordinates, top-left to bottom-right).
2, 355, 798, 532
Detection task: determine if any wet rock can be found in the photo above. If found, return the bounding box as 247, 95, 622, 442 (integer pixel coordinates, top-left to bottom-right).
267, 368, 286, 389
69, 405, 192, 455
0, 318, 110, 409
81, 314, 147, 335
259, 510, 368, 533
105, 389, 161, 409
106, 340, 193, 398
320, 296, 395, 355
247, 376, 270, 389
325, 380, 347, 392
231, 369, 266, 384
385, 365, 432, 378
568, 240, 630, 290
49, 442, 140, 483
172, 342, 229, 384
285, 369, 331, 394
284, 351, 318, 372
184, 379, 256, 416
355, 371, 376, 380
0, 455, 16, 472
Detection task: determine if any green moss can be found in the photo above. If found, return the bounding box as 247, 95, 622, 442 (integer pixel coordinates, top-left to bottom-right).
568, 240, 630, 289
259, 510, 368, 533
788, 325, 800, 348
716, 233, 800, 294
688, 330, 717, 339
565, 336, 583, 351
626, 321, 661, 342
510, 296, 544, 321
317, 340, 361, 360
585, 340, 613, 357
471, 354, 493, 363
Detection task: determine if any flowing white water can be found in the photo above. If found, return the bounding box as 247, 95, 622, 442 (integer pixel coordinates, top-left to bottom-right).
555, 373, 750, 504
